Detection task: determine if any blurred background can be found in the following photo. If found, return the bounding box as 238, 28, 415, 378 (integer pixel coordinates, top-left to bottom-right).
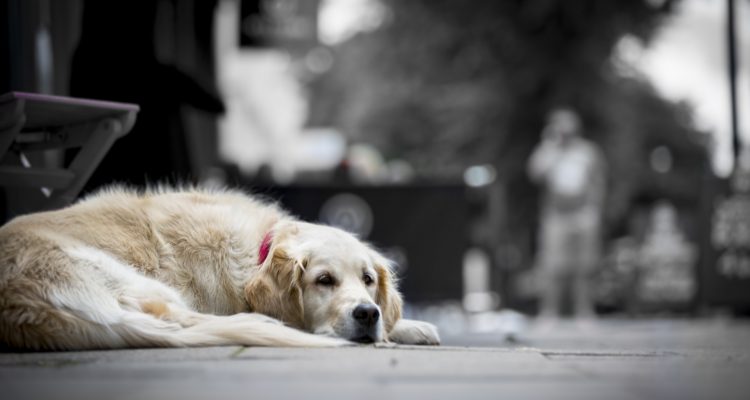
1, 0, 750, 338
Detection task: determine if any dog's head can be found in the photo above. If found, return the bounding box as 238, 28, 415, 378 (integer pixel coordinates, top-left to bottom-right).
244, 221, 402, 343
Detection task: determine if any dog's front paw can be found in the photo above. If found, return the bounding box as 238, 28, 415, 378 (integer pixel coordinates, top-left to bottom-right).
387, 319, 441, 345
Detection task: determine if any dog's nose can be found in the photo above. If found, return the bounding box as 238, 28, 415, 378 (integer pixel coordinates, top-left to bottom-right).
352, 304, 380, 327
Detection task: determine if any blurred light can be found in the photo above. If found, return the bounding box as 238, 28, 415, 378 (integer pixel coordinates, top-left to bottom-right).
463, 293, 498, 314
294, 128, 346, 170
612, 34, 644, 78
318, 0, 388, 45
650, 146, 673, 173
304, 46, 334, 74
462, 248, 498, 313
386, 159, 415, 183
463, 164, 497, 187
319, 193, 374, 237
348, 143, 388, 183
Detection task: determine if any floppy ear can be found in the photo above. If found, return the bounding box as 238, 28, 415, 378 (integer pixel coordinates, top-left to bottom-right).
244, 231, 306, 329
372, 251, 403, 334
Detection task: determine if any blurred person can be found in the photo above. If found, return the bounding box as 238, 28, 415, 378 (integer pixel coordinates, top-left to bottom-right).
528, 107, 607, 323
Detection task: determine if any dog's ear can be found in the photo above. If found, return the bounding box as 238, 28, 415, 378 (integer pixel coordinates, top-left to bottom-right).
371, 250, 403, 333
244, 229, 306, 329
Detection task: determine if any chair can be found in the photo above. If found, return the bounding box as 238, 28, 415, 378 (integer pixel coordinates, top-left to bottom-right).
0, 92, 138, 221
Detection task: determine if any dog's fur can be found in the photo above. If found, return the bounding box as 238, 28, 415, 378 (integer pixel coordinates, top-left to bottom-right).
0, 187, 439, 350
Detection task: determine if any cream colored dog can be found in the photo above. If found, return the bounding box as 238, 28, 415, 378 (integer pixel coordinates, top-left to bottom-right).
0, 187, 439, 350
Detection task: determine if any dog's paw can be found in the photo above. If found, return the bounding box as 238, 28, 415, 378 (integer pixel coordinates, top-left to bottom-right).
387, 319, 441, 346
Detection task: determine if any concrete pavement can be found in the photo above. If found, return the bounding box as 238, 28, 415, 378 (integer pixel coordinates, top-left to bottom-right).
1, 318, 749, 400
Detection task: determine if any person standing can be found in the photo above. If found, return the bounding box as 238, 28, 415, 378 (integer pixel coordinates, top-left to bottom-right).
528, 107, 607, 322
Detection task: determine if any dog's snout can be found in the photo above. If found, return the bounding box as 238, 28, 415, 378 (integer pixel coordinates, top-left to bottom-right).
352, 304, 380, 327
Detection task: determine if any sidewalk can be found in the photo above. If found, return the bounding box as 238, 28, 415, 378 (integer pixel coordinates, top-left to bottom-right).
1, 318, 748, 400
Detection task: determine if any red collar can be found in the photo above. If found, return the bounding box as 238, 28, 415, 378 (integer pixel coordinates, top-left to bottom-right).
258, 232, 273, 264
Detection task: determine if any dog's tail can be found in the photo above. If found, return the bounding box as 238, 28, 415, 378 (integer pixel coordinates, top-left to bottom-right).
0, 284, 346, 351
113, 311, 348, 349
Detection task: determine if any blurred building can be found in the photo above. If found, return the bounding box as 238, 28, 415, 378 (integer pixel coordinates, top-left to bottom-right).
2, 0, 749, 315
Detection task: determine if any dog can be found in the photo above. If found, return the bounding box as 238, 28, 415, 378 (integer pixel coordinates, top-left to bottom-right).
0, 187, 440, 350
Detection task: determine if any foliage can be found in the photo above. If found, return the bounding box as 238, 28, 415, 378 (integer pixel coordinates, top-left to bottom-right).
307, 0, 713, 240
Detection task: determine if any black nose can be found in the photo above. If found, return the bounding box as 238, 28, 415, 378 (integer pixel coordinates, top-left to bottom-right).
352, 304, 380, 327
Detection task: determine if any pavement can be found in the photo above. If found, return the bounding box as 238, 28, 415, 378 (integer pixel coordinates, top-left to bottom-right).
1, 317, 749, 400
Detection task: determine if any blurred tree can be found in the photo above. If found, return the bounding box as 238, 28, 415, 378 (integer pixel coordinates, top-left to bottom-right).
307, 0, 713, 268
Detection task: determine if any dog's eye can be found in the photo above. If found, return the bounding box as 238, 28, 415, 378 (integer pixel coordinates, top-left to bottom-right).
316, 274, 335, 286
363, 273, 374, 286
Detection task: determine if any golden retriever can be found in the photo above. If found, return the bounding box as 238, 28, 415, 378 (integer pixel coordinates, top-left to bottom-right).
0, 187, 439, 350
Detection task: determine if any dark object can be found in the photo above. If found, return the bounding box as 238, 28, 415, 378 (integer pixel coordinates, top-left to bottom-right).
0, 91, 138, 221
70, 0, 223, 191
726, 0, 740, 162
239, 0, 268, 47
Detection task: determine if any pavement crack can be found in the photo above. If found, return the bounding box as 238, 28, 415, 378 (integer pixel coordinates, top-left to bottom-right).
541, 350, 684, 359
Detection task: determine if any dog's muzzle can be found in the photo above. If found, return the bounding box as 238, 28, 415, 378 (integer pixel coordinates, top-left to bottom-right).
350, 304, 380, 343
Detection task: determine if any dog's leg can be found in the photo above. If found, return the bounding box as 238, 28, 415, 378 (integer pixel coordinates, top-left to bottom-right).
387, 319, 441, 345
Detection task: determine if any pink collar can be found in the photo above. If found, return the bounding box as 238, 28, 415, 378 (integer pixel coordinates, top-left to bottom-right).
258, 232, 273, 264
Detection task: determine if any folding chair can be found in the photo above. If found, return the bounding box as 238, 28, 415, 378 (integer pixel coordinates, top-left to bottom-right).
0, 92, 138, 221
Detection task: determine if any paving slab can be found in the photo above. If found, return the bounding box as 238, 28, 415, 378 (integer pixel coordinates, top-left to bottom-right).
1, 319, 748, 400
